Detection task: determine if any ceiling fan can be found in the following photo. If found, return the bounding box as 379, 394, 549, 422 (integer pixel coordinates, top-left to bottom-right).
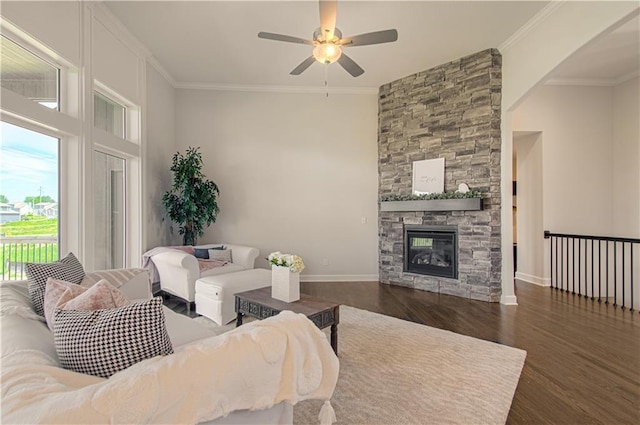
258, 0, 398, 77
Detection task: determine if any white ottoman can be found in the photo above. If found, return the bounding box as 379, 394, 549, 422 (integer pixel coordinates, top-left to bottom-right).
195, 269, 271, 325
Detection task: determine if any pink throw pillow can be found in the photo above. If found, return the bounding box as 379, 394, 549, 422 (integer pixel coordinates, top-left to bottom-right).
43, 278, 129, 331
44, 278, 86, 330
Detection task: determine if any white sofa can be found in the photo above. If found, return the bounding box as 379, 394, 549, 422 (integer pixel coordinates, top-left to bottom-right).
0, 270, 339, 424
151, 244, 260, 308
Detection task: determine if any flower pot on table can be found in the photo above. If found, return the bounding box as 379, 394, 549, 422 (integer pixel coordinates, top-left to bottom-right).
271, 265, 300, 302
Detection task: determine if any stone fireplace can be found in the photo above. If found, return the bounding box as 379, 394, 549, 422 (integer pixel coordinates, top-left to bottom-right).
378, 49, 502, 302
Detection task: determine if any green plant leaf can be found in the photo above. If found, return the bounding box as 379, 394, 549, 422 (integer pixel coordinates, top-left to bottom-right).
380, 190, 482, 202
162, 146, 220, 245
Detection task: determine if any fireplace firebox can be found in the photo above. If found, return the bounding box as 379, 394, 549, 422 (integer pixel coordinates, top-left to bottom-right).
404, 225, 458, 279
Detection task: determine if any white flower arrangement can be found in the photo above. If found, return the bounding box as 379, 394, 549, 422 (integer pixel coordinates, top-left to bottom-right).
268, 251, 306, 273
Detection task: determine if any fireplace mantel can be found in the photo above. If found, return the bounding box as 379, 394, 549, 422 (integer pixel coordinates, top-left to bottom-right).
380, 198, 483, 212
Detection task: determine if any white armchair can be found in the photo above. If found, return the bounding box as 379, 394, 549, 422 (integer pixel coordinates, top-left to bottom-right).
151, 244, 259, 309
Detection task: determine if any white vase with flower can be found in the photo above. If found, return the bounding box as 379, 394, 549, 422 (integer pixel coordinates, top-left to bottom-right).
268, 251, 305, 302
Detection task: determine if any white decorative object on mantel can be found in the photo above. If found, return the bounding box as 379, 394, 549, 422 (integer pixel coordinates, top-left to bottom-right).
412, 158, 445, 195
271, 265, 300, 302
457, 183, 470, 193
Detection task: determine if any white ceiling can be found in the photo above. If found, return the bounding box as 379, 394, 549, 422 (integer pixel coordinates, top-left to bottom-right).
105, 0, 549, 90
105, 1, 639, 90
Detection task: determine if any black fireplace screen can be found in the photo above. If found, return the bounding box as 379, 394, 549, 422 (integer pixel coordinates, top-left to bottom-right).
404, 226, 458, 279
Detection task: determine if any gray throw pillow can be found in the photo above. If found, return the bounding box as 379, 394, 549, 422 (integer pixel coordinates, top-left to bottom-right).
194, 248, 210, 259
26, 253, 85, 316
53, 297, 173, 378
209, 248, 232, 262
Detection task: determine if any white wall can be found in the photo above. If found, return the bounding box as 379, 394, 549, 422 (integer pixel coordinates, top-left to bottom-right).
514, 132, 545, 285
1, 2, 149, 269
613, 77, 640, 238
612, 76, 640, 310
499, 1, 638, 304
513, 83, 639, 307
513, 85, 615, 236
175, 89, 379, 281
144, 65, 176, 251
0, 1, 81, 66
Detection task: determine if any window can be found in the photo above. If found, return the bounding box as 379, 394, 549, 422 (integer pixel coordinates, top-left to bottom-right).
0, 35, 59, 110
1, 13, 144, 272
0, 121, 59, 279
92, 85, 139, 269
94, 92, 125, 138
93, 151, 125, 270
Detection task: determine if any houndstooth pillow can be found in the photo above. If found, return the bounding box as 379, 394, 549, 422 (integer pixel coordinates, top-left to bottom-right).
26, 253, 85, 316
53, 297, 173, 378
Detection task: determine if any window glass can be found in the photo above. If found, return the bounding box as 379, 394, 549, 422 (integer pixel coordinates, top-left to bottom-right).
0, 121, 59, 279
0, 35, 59, 110
93, 151, 125, 269
94, 92, 125, 138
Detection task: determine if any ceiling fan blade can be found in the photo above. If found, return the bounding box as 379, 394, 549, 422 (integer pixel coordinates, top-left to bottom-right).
319, 0, 337, 41
258, 32, 314, 45
340, 29, 398, 47
337, 53, 364, 77
290, 56, 316, 75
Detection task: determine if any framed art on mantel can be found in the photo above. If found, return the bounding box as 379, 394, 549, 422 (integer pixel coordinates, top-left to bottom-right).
412, 158, 444, 195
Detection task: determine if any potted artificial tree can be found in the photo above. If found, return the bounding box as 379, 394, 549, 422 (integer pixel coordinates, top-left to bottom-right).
162, 146, 219, 246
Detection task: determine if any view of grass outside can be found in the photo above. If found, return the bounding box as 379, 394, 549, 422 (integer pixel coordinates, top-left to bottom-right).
0, 216, 58, 279
1, 121, 60, 280
1, 216, 58, 236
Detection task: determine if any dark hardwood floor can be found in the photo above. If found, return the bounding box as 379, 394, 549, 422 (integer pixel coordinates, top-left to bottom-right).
161, 281, 640, 424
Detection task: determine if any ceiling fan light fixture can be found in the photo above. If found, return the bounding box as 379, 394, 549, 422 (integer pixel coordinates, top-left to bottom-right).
313, 43, 342, 64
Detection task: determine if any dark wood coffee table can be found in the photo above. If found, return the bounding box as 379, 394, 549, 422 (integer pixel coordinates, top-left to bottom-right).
235, 287, 340, 355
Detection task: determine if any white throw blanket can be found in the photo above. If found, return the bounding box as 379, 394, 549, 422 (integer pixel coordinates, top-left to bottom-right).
141, 246, 186, 283
1, 310, 339, 424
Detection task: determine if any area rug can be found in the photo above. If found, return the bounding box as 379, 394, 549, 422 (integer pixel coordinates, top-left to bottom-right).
193, 306, 526, 425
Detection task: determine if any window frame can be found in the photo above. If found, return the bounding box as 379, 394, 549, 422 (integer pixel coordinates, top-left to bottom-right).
91, 82, 142, 270
0, 33, 61, 112
1, 9, 145, 271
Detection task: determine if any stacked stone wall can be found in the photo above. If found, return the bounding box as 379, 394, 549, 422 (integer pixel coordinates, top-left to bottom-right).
378, 49, 502, 302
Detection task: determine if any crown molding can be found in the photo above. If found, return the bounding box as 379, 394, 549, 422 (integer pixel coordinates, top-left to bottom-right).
499, 0, 565, 52
146, 55, 178, 87
174, 82, 379, 95
617, 70, 639, 84
90, 2, 151, 58
544, 77, 617, 86
545, 70, 639, 87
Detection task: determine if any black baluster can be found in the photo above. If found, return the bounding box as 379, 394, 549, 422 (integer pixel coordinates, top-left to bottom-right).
572, 238, 576, 295
564, 237, 567, 292
613, 242, 617, 307
584, 238, 588, 298
606, 242, 609, 305
629, 242, 634, 311
578, 239, 582, 297
621, 243, 626, 310
591, 239, 595, 300
555, 237, 558, 289
598, 240, 603, 302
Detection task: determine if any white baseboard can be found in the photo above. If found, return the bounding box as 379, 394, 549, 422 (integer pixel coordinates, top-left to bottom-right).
301, 274, 379, 283
515, 272, 551, 287
500, 294, 518, 305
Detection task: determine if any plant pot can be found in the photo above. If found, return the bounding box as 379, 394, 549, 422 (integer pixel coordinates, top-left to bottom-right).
271, 265, 300, 302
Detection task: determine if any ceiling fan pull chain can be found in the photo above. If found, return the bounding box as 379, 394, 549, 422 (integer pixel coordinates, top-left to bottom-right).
325, 64, 329, 97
